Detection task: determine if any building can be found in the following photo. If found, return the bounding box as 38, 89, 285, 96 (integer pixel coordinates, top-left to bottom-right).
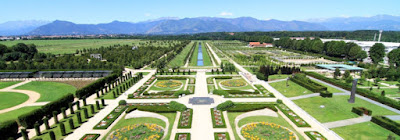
248, 42, 273, 48
290, 37, 315, 40
90, 54, 102, 60
316, 64, 364, 73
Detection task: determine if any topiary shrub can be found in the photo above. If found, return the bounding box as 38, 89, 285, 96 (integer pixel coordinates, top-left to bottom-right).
217, 100, 234, 111
0, 120, 18, 140
59, 122, 66, 136
169, 101, 187, 111
352, 107, 372, 116
320, 90, 333, 98
119, 100, 127, 105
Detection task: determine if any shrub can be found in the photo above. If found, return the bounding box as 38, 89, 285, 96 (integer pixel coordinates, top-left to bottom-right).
59, 122, 66, 136
43, 117, 50, 130
320, 90, 333, 98
213, 76, 232, 79
75, 72, 120, 99
126, 108, 137, 113
213, 90, 229, 96
49, 131, 56, 140
351, 107, 372, 116
21, 128, 28, 140
277, 99, 283, 104
18, 108, 44, 128
217, 100, 234, 111
371, 116, 400, 135
0, 120, 18, 140
128, 105, 176, 113
69, 119, 74, 129
34, 122, 41, 136
173, 90, 192, 97
290, 73, 327, 93
169, 101, 187, 111
157, 77, 187, 80
225, 90, 260, 94
118, 100, 127, 105
226, 103, 277, 112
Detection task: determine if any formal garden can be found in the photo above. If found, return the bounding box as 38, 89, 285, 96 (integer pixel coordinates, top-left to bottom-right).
240, 122, 297, 140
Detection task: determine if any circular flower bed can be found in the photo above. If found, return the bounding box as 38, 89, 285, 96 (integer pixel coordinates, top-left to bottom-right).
221, 79, 247, 87
241, 122, 296, 140
107, 123, 164, 140
155, 80, 182, 88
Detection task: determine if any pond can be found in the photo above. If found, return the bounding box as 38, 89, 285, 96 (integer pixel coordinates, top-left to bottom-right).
197, 43, 204, 66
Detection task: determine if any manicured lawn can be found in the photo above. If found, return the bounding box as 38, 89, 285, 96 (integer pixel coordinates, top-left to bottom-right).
216, 79, 254, 90
228, 113, 304, 140
293, 95, 398, 123
269, 80, 313, 97
103, 113, 176, 140
371, 88, 400, 97
168, 41, 194, 67
201, 42, 213, 66
332, 122, 400, 139
0, 81, 21, 89
189, 42, 199, 66
15, 81, 77, 102
311, 79, 344, 93
0, 106, 41, 122
0, 92, 29, 110
268, 74, 290, 81
380, 81, 399, 86
149, 80, 186, 91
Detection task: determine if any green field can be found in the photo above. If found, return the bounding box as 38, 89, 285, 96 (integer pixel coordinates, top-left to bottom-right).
228, 113, 304, 140
189, 43, 199, 66
201, 42, 213, 66
269, 80, 313, 97
15, 81, 77, 102
293, 95, 398, 123
332, 122, 400, 139
103, 113, 176, 140
0, 39, 144, 54
168, 41, 194, 67
0, 92, 29, 110
0, 81, 21, 89
0, 106, 41, 122
268, 74, 290, 81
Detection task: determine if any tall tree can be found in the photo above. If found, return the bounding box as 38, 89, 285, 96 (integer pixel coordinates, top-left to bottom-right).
388, 48, 400, 67
369, 43, 385, 64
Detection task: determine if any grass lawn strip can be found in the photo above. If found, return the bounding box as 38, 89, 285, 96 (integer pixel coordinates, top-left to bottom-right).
293, 95, 398, 123
0, 106, 41, 122
168, 41, 194, 67
269, 80, 313, 97
0, 81, 21, 89
201, 42, 213, 66
311, 79, 343, 93
189, 42, 199, 66
15, 81, 76, 102
331, 122, 400, 139
0, 92, 29, 110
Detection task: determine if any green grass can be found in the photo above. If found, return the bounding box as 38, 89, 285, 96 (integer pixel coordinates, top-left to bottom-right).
32, 105, 100, 140
0, 106, 42, 122
103, 113, 176, 140
228, 113, 304, 140
15, 81, 77, 102
0, 39, 146, 54
332, 122, 400, 139
311, 79, 344, 93
168, 41, 194, 67
0, 81, 21, 89
0, 92, 29, 110
371, 88, 400, 97
201, 42, 212, 66
189, 43, 199, 66
216, 79, 254, 90
380, 81, 399, 86
148, 80, 186, 91
269, 80, 313, 97
268, 74, 290, 81
293, 95, 398, 123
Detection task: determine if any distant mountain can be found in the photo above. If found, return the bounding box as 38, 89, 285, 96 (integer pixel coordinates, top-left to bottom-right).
308, 15, 400, 30
27, 17, 327, 35
0, 20, 50, 36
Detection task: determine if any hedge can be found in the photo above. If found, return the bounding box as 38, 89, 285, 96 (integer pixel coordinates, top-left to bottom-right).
305, 72, 400, 111
127, 105, 177, 113
174, 133, 191, 140
0, 120, 19, 140
213, 76, 233, 79
169, 101, 187, 111
213, 90, 229, 96
211, 108, 227, 128
351, 107, 372, 116
320, 90, 332, 98
290, 73, 327, 93
227, 103, 277, 112
217, 100, 234, 111
173, 90, 192, 97
156, 77, 187, 80
371, 116, 400, 136
225, 90, 260, 95
75, 71, 121, 99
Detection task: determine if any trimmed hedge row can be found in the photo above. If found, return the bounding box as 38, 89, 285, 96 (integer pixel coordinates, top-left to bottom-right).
213, 76, 233, 79
0, 120, 19, 140
352, 107, 372, 116
156, 77, 187, 80
76, 71, 121, 99
320, 90, 333, 98
290, 73, 327, 93
169, 101, 187, 111
216, 100, 234, 111
18, 93, 74, 128
371, 116, 400, 135
212, 90, 260, 96
127, 105, 177, 113
305, 72, 400, 111
226, 103, 277, 112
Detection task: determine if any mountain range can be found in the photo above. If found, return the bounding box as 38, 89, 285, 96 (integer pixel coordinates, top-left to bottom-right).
1, 15, 400, 36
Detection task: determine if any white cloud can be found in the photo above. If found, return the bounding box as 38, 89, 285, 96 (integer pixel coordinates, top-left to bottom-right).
219, 12, 233, 16
144, 13, 152, 17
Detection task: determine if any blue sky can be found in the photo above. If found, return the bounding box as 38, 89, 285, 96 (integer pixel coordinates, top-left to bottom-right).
1, 0, 399, 23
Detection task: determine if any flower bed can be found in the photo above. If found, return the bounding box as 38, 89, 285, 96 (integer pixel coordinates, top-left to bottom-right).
80, 134, 100, 140
277, 104, 310, 127
241, 122, 296, 140
93, 105, 127, 129
132, 85, 148, 97
178, 109, 193, 128
155, 80, 183, 88
254, 84, 275, 97
211, 108, 226, 128
188, 86, 195, 93
175, 133, 191, 140
145, 76, 156, 85
305, 131, 327, 140
221, 79, 247, 87
107, 123, 164, 140
214, 132, 230, 140
189, 78, 196, 84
